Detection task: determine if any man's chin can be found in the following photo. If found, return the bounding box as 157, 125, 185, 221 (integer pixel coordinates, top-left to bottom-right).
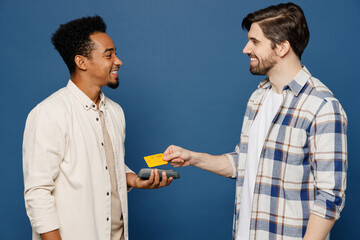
250, 68, 266, 76
107, 79, 119, 89
250, 66, 271, 76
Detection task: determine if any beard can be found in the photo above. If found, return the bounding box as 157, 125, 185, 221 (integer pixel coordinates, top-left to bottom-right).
249, 53, 277, 76
107, 78, 119, 89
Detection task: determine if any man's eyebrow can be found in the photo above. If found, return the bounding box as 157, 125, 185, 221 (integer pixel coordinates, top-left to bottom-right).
248, 37, 260, 43
103, 47, 116, 53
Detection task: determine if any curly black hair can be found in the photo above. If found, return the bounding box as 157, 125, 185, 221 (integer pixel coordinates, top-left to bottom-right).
51, 15, 107, 74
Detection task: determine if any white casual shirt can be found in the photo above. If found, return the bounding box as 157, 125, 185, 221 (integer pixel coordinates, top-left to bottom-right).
23, 80, 133, 240
236, 89, 283, 240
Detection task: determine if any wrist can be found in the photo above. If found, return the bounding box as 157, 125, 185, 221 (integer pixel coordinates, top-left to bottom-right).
126, 172, 137, 188
190, 151, 203, 166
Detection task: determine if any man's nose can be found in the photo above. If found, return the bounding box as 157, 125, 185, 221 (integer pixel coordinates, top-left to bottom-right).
243, 42, 251, 55
115, 55, 123, 66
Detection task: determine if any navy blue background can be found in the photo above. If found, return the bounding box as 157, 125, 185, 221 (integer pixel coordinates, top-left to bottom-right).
1, 0, 359, 239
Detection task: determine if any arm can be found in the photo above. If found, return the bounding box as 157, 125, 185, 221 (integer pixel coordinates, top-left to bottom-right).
303, 214, 335, 240
126, 169, 172, 189
40, 230, 62, 240
307, 100, 348, 235
163, 145, 233, 177
23, 106, 64, 235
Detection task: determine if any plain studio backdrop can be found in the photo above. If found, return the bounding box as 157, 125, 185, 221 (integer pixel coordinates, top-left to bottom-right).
0, 0, 359, 239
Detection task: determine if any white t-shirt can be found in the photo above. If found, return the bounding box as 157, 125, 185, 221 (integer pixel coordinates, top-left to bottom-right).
236, 88, 283, 240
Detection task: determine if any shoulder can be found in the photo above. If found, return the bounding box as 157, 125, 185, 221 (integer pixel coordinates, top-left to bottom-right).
26, 87, 72, 124
306, 76, 336, 102
304, 77, 347, 121
37, 87, 72, 110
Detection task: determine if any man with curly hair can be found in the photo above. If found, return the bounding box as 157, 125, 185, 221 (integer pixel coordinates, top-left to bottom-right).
163, 3, 347, 240
23, 16, 172, 240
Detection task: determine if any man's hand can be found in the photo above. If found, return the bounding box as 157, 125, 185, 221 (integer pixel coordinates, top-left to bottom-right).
163, 145, 193, 167
126, 170, 172, 189
163, 144, 234, 177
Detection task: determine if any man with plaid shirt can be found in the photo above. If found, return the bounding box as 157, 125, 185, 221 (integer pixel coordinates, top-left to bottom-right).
163, 2, 347, 240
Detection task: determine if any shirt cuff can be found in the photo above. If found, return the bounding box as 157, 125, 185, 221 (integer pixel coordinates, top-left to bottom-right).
311, 203, 340, 220
125, 165, 134, 192
310, 191, 343, 220
125, 165, 134, 174
225, 154, 237, 179
30, 212, 60, 234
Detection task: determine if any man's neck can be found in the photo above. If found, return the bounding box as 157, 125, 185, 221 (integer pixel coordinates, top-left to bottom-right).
71, 74, 102, 107
267, 58, 303, 94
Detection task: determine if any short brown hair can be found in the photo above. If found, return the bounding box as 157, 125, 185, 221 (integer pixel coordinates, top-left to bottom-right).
242, 2, 310, 60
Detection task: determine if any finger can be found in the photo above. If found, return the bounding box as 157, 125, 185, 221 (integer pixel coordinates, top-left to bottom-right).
147, 169, 155, 186
169, 162, 183, 168
169, 161, 184, 167
169, 158, 184, 163
169, 159, 184, 166
163, 151, 182, 161
167, 177, 173, 185
163, 145, 173, 155
151, 169, 160, 188
159, 171, 168, 187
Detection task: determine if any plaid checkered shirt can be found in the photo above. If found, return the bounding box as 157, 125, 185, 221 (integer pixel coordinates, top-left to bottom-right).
226, 66, 348, 240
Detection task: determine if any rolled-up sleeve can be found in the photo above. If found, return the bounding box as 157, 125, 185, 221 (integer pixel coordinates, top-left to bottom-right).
309, 99, 348, 220
225, 144, 241, 179
22, 105, 65, 233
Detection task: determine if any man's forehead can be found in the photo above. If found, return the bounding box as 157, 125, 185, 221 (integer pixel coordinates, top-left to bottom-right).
247, 23, 269, 41
90, 32, 115, 51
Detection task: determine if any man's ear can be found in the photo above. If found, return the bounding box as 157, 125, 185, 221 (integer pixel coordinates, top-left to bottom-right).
276, 41, 290, 58
74, 55, 87, 71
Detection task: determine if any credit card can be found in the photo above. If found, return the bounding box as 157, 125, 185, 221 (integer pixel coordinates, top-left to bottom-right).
144, 153, 168, 167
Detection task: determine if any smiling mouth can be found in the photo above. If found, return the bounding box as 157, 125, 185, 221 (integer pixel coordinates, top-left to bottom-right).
250, 57, 258, 65
110, 69, 119, 80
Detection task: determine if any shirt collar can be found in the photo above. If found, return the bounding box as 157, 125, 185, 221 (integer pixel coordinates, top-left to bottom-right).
99, 92, 107, 110
257, 66, 312, 97
66, 80, 107, 111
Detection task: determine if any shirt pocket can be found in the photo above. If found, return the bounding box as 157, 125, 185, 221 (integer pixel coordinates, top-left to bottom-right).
275, 125, 308, 166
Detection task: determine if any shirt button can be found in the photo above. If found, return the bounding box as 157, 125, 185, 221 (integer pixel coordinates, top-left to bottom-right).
107, 192, 109, 196
105, 166, 108, 170
92, 104, 96, 108
101, 142, 104, 146
106, 217, 109, 221
96, 118, 99, 121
